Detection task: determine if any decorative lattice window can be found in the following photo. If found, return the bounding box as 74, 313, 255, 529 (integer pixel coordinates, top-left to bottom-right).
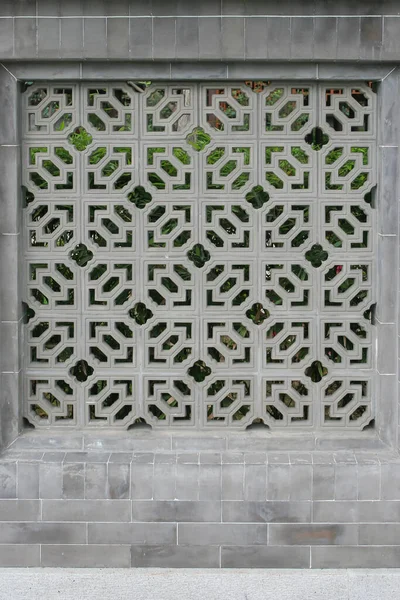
21, 81, 376, 430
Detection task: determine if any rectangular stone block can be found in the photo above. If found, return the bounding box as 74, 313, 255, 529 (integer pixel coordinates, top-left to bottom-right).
379, 146, 398, 236
313, 465, 335, 500
199, 464, 222, 502
244, 464, 267, 501
132, 501, 220, 522
382, 17, 400, 60
222, 464, 244, 500
18, 462, 39, 499
42, 499, 131, 522
245, 17, 267, 59
336, 17, 360, 60
41, 545, 131, 568
176, 17, 199, 60
377, 237, 397, 324
198, 17, 222, 60
39, 463, 63, 499
88, 522, 176, 545
129, 0, 152, 16
0, 374, 19, 451
129, 17, 152, 59
172, 436, 226, 451
311, 546, 400, 568
290, 17, 313, 59
131, 545, 219, 568
37, 17, 60, 58
290, 465, 312, 501
358, 501, 400, 522
222, 545, 309, 568
0, 18, 13, 57
313, 17, 337, 60
153, 17, 176, 60
153, 462, 176, 500
222, 501, 311, 523
0, 522, 86, 544
221, 17, 244, 59
14, 17, 36, 59
377, 323, 396, 374
62, 463, 84, 499
175, 463, 199, 501
313, 501, 358, 523
85, 463, 108, 499
0, 146, 21, 235
83, 18, 107, 58
269, 523, 358, 546
267, 465, 291, 501
381, 464, 400, 500
266, 17, 291, 60
357, 464, 380, 500
379, 70, 400, 146
0, 500, 40, 521
0, 321, 20, 373
108, 463, 130, 499
131, 462, 153, 500
178, 523, 268, 546
0, 544, 40, 567
60, 18, 83, 59
171, 63, 228, 79
359, 524, 400, 545
334, 465, 358, 501
0, 463, 16, 498
360, 17, 382, 60
107, 17, 129, 58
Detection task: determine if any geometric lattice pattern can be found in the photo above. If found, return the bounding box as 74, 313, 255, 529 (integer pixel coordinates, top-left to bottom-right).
22, 81, 376, 430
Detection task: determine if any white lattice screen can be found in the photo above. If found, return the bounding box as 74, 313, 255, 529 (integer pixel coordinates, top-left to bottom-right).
21, 81, 376, 430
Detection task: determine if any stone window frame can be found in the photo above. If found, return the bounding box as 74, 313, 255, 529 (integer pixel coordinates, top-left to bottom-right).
0, 61, 398, 453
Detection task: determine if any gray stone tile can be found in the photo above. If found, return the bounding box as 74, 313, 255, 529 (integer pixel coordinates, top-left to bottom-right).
198, 464, 222, 502
154, 453, 176, 464
266, 17, 291, 60
291, 17, 314, 59
109, 452, 132, 463
267, 465, 291, 501
382, 17, 400, 60
88, 522, 176, 545
84, 434, 171, 452
58, 0, 83, 15
311, 546, 400, 568
153, 462, 176, 500
108, 463, 130, 499
42, 499, 131, 522
64, 452, 110, 463
62, 463, 84, 499
290, 465, 312, 501
60, 18, 84, 59
198, 17, 222, 60
358, 501, 400, 523
318, 63, 394, 81
171, 63, 228, 79
132, 501, 220, 522
0, 500, 40, 521
151, 0, 178, 15
176, 0, 221, 15
37, 17, 60, 58
0, 522, 86, 544
0, 321, 20, 372
268, 453, 290, 465
0, 0, 35, 16
244, 452, 267, 464
0, 375, 19, 451
131, 544, 219, 568
129, 16, 152, 59
313, 465, 335, 500
37, 0, 61, 15
245, 17, 267, 59
360, 16, 382, 60
377, 323, 396, 374
222, 0, 245, 14
153, 17, 176, 60
379, 147, 398, 236
381, 464, 400, 500
11, 434, 83, 451
221, 452, 244, 464
14, 17, 36, 59
337, 16, 360, 60
175, 463, 199, 501
199, 452, 221, 464
39, 463, 63, 499
172, 437, 226, 451
221, 17, 244, 59
0, 544, 40, 567
83, 17, 107, 58
359, 524, 400, 545
0, 18, 13, 57
129, 0, 152, 16
177, 453, 199, 464
131, 463, 153, 499
313, 17, 336, 60
178, 523, 268, 546
313, 501, 358, 523
0, 146, 21, 235
289, 453, 312, 465
222, 545, 309, 568
41, 544, 131, 567
17, 462, 39, 499
83, 0, 107, 15
107, 17, 129, 58
85, 463, 108, 499
334, 465, 358, 501
269, 523, 358, 546
244, 464, 267, 501
222, 464, 244, 500
377, 238, 397, 324
222, 501, 311, 523
176, 17, 199, 60
0, 462, 16, 498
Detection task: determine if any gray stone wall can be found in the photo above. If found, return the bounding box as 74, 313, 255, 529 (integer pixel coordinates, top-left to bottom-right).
1, 0, 400, 568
